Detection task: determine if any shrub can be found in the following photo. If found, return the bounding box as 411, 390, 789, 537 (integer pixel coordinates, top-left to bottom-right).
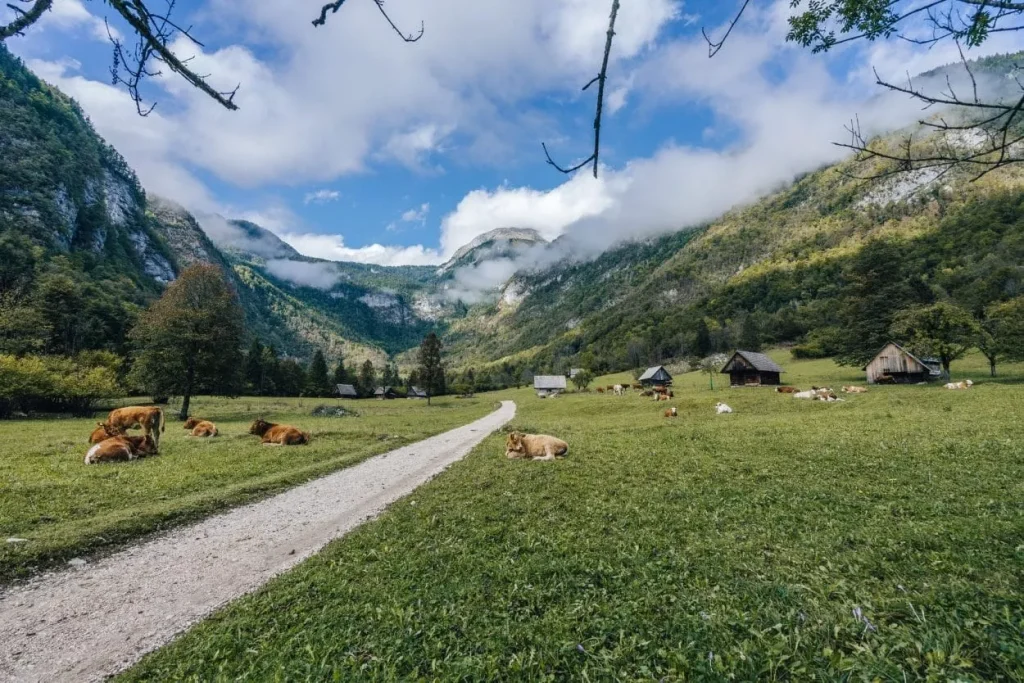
0, 352, 122, 417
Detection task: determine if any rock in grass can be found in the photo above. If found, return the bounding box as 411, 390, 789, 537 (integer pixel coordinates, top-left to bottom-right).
310, 405, 356, 418
68, 558, 87, 567
6, 537, 29, 544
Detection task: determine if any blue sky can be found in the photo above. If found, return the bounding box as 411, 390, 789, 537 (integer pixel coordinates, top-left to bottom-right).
5, 0, 1022, 265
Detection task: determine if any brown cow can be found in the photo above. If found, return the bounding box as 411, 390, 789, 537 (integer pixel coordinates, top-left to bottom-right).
106, 406, 165, 449
606, 385, 615, 391
249, 419, 310, 445
183, 417, 219, 437
88, 422, 125, 444
84, 434, 157, 464
505, 431, 568, 461
664, 407, 678, 417
632, 383, 643, 390
596, 387, 605, 394
656, 393, 670, 402
775, 386, 799, 394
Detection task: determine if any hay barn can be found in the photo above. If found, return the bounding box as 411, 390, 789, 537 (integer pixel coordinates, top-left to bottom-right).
721, 351, 783, 387
638, 366, 673, 387
864, 342, 943, 384
335, 384, 358, 399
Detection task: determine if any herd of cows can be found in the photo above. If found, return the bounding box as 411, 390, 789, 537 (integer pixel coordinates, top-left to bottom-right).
83, 406, 311, 465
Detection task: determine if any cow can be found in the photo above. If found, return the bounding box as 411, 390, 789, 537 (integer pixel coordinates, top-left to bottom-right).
876, 374, 897, 385
632, 384, 643, 390
641, 390, 654, 397
84, 434, 157, 464
715, 402, 733, 414
105, 406, 165, 449
656, 393, 670, 402
183, 417, 219, 437
249, 418, 311, 445
653, 385, 667, 394
793, 390, 818, 400
664, 406, 678, 418
505, 431, 568, 461
88, 422, 124, 444
842, 386, 868, 394
606, 385, 615, 392
596, 387, 605, 394
775, 386, 799, 394
944, 379, 974, 390
613, 384, 625, 396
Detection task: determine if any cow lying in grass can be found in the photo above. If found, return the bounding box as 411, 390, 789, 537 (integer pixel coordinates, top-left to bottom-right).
715, 402, 733, 414
105, 406, 165, 449
249, 419, 311, 445
505, 431, 568, 461
944, 379, 974, 390
183, 417, 219, 437
664, 407, 677, 417
775, 386, 799, 394
842, 386, 868, 394
85, 434, 157, 464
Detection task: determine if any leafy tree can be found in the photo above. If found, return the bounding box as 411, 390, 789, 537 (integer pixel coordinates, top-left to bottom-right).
276, 359, 306, 397
986, 297, 1024, 367
306, 349, 332, 397
700, 354, 728, 391
891, 302, 980, 378
127, 264, 245, 419
571, 370, 593, 392
694, 319, 712, 357
357, 360, 377, 397
739, 315, 763, 352
417, 332, 445, 405
244, 339, 265, 394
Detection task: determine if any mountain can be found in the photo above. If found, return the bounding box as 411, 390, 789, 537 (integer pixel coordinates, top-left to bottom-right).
437, 228, 547, 274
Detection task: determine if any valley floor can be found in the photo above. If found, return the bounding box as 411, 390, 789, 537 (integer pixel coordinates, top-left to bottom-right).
120, 353, 1023, 681
0, 396, 496, 583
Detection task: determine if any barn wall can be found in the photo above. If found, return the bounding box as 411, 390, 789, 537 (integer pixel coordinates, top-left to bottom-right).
866, 344, 926, 383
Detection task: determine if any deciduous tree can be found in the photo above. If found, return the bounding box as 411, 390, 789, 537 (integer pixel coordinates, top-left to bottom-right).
417, 332, 445, 405
127, 264, 245, 419
891, 302, 980, 377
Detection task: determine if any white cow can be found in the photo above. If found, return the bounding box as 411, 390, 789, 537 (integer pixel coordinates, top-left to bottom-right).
613, 384, 625, 396
715, 402, 733, 414
793, 390, 817, 400
944, 379, 974, 390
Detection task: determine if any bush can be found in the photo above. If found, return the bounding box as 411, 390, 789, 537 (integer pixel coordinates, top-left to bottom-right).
0, 352, 122, 417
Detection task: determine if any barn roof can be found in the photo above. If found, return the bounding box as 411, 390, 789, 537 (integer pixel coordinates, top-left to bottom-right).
374, 386, 397, 395
638, 366, 672, 382
534, 375, 567, 390
335, 383, 358, 397
721, 350, 784, 374
408, 386, 428, 397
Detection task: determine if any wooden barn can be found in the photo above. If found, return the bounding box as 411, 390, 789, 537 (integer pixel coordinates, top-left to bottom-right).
720, 351, 783, 387
638, 366, 673, 387
864, 342, 943, 384
407, 386, 428, 399
335, 383, 358, 399
534, 375, 567, 397
374, 386, 399, 400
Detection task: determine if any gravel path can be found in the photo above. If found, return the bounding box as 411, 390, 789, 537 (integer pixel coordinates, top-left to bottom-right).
0, 400, 515, 683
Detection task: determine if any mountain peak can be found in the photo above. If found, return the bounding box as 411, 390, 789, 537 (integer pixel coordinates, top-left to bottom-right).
439, 228, 547, 274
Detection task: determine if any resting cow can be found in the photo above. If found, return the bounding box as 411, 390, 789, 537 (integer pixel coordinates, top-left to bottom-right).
715, 402, 733, 414
183, 417, 219, 437
88, 422, 124, 444
842, 386, 868, 394
106, 406, 165, 449
505, 431, 568, 461
944, 379, 974, 390
249, 419, 311, 445
85, 434, 157, 464
775, 386, 799, 394
664, 407, 678, 418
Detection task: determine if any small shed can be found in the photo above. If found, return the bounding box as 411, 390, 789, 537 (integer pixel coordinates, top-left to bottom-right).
407, 386, 428, 399
638, 366, 673, 387
534, 375, 567, 397
335, 383, 358, 399
863, 342, 943, 384
374, 386, 399, 400
721, 351, 783, 387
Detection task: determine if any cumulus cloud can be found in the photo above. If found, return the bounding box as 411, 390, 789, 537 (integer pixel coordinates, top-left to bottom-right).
303, 189, 340, 205
263, 259, 342, 289
401, 202, 431, 224
278, 231, 444, 266
442, 258, 523, 304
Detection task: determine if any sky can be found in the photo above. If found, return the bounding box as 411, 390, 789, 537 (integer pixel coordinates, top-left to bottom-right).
4, 0, 1023, 268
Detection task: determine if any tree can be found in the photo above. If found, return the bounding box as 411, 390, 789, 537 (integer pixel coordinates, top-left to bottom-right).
891, 302, 980, 378
417, 332, 445, 405
571, 370, 594, 392
357, 360, 377, 397
520, 368, 535, 389
306, 349, 332, 398
332, 358, 349, 387
694, 319, 712, 358
986, 296, 1024, 369
739, 315, 763, 352
700, 353, 728, 391
127, 264, 245, 419
276, 359, 306, 397
244, 339, 264, 395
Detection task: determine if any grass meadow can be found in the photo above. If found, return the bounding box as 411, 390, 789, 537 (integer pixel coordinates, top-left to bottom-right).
120, 352, 1024, 681
0, 395, 496, 582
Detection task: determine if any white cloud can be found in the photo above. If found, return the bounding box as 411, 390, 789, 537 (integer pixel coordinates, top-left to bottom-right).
279, 232, 443, 266
41, 0, 121, 41
264, 259, 342, 289
400, 202, 430, 223
303, 189, 341, 204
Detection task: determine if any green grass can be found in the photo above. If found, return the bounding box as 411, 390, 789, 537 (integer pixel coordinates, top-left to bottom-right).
121, 353, 1024, 681
0, 395, 496, 583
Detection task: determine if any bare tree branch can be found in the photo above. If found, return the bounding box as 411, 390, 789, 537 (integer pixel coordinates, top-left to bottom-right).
701, 0, 752, 58
313, 0, 423, 42
0, 0, 52, 40
542, 0, 620, 179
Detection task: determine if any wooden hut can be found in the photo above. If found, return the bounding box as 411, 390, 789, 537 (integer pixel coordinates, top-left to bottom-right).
335, 383, 358, 399
638, 366, 673, 387
864, 342, 942, 384
720, 351, 783, 387
374, 386, 399, 400
534, 375, 567, 397
407, 386, 428, 399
